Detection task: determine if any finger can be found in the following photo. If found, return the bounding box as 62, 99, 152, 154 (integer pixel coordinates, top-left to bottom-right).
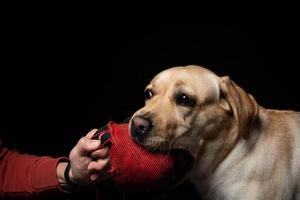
90, 147, 110, 159
88, 157, 110, 172
86, 129, 98, 139
77, 136, 101, 156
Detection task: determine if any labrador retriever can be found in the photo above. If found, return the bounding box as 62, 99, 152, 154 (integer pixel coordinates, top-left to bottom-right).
130, 65, 300, 200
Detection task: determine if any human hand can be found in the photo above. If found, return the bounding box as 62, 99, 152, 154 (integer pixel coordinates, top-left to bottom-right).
62, 129, 110, 185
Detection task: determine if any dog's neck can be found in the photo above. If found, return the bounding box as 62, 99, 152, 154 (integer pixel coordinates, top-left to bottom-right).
187, 111, 264, 197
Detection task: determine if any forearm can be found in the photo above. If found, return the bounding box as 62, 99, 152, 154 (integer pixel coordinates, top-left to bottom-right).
0, 147, 68, 198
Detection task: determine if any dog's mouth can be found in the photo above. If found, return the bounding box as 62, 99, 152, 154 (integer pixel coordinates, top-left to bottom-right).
133, 137, 194, 186
129, 123, 194, 185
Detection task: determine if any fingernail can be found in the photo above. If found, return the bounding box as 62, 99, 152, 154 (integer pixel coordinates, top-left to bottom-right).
90, 174, 99, 181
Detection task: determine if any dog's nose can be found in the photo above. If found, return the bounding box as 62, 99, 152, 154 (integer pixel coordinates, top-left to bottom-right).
131, 116, 153, 138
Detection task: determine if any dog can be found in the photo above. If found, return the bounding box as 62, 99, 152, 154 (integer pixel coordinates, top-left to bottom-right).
129, 65, 300, 200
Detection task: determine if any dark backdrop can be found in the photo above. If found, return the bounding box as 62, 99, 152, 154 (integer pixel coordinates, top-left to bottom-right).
1, 7, 299, 200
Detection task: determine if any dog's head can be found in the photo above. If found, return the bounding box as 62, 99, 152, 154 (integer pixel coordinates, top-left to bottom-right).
130, 65, 259, 173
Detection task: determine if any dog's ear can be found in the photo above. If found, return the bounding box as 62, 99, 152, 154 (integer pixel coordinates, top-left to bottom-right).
219, 76, 259, 139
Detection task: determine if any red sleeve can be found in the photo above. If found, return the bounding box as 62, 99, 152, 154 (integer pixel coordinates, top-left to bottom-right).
0, 141, 69, 198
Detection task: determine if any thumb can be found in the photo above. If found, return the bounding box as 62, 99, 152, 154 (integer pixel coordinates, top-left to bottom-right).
86, 129, 98, 139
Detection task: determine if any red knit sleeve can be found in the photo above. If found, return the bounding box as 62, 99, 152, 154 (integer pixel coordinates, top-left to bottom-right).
0, 142, 69, 198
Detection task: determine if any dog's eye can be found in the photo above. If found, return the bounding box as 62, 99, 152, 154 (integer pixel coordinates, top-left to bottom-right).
144, 89, 153, 100
175, 93, 195, 107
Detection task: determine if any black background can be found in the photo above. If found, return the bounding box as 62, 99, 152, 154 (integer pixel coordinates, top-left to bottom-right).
1, 7, 300, 200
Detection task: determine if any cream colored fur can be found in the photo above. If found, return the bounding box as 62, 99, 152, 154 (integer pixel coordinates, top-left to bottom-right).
131, 65, 300, 200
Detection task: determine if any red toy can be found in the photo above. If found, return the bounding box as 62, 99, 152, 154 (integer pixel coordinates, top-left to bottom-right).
93, 121, 176, 191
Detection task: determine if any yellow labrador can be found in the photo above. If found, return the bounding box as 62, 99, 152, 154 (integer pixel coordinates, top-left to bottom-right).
130, 65, 300, 200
